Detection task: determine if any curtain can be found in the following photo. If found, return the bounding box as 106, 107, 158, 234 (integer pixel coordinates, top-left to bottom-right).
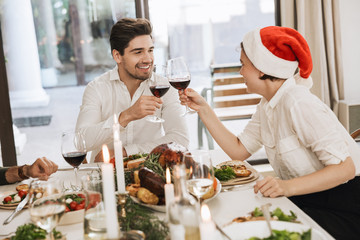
277, 0, 343, 116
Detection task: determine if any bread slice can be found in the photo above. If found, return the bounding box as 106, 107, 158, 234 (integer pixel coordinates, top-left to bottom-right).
126, 157, 146, 169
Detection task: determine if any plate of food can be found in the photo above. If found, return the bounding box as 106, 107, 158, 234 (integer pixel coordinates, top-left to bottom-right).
59, 192, 86, 225
0, 184, 30, 209
128, 178, 221, 212
222, 220, 327, 240
125, 142, 222, 212
215, 160, 260, 187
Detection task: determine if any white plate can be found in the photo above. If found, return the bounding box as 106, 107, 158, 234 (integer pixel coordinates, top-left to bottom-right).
222, 220, 327, 240
131, 178, 222, 213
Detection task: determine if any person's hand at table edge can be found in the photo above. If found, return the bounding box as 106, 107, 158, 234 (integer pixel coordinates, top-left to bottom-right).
2, 157, 58, 185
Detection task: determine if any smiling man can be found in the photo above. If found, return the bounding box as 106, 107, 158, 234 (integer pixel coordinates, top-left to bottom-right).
76, 18, 189, 161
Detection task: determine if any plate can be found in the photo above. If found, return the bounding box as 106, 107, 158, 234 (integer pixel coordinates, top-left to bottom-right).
216, 160, 260, 187
131, 178, 222, 212
222, 220, 327, 240
0, 192, 26, 210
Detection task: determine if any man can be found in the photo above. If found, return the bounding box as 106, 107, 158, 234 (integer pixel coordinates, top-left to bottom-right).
0, 157, 58, 185
76, 18, 188, 161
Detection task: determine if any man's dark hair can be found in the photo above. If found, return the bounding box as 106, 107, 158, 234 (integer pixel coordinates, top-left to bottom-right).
110, 18, 152, 55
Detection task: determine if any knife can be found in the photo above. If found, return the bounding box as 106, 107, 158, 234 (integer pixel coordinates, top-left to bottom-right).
3, 192, 31, 225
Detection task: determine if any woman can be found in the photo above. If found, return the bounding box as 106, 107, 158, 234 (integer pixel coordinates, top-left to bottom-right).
180, 26, 360, 239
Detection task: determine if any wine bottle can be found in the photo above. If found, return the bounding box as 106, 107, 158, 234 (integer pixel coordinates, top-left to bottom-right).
168, 164, 201, 240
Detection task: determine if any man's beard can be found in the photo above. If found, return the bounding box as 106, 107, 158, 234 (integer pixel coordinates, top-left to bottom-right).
125, 66, 151, 81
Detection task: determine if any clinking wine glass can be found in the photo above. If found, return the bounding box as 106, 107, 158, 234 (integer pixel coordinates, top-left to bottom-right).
61, 131, 87, 191
146, 65, 170, 123
167, 57, 196, 116
183, 150, 214, 203
29, 179, 66, 240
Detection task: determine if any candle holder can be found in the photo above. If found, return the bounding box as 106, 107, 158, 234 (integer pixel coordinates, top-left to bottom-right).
117, 191, 129, 219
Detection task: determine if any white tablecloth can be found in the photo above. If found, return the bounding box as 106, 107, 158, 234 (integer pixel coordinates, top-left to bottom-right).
0, 150, 334, 239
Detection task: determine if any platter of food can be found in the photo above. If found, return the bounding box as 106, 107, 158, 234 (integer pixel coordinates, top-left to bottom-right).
215, 160, 260, 187
222, 221, 327, 240
0, 184, 30, 209
123, 142, 225, 213
129, 178, 221, 213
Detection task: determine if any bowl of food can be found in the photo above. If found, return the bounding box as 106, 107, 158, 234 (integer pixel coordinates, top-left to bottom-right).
59, 192, 86, 225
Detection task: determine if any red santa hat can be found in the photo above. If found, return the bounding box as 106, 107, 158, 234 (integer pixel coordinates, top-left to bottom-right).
242, 26, 313, 88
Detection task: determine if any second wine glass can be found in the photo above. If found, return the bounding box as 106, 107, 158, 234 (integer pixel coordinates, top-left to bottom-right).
61, 131, 87, 191
29, 179, 66, 240
183, 150, 214, 203
167, 57, 196, 116
146, 65, 170, 123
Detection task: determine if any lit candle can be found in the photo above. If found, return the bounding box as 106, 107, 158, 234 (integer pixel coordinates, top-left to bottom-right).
113, 114, 125, 194
165, 167, 175, 222
101, 145, 120, 239
200, 204, 216, 240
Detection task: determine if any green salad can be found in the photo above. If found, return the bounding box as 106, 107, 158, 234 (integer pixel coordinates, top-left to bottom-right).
10, 223, 63, 240
248, 229, 311, 240
252, 207, 298, 222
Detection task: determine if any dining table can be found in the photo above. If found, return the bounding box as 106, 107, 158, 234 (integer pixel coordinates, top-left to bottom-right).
0, 149, 334, 240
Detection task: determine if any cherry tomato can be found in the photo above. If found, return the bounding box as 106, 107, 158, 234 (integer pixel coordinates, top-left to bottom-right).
77, 193, 86, 199
69, 201, 78, 210
75, 204, 84, 211
65, 206, 70, 212
18, 190, 27, 199
4, 196, 12, 203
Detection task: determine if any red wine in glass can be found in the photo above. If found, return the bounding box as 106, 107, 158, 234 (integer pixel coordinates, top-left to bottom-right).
150, 85, 170, 98
169, 78, 190, 90
62, 152, 86, 168
167, 57, 195, 116
61, 131, 86, 191
146, 65, 170, 123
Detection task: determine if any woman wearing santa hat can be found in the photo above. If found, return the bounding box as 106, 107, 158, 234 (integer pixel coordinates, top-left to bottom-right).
179, 26, 360, 239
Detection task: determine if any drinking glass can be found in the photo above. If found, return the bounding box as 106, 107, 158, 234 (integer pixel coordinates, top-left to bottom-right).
29, 179, 65, 240
183, 150, 214, 203
167, 57, 196, 116
61, 131, 87, 191
82, 174, 107, 240
146, 65, 170, 123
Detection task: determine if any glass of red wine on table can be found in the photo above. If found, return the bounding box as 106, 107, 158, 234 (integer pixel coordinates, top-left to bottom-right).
146, 65, 170, 123
61, 131, 87, 191
167, 56, 196, 116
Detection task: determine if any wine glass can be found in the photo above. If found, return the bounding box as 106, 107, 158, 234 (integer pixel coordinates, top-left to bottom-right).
29, 179, 66, 240
167, 57, 196, 116
61, 131, 87, 191
183, 150, 214, 203
146, 65, 170, 123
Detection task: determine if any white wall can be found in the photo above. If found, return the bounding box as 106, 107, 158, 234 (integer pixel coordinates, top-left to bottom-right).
339, 0, 360, 103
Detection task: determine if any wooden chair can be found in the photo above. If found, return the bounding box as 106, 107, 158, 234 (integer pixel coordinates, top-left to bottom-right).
198, 63, 261, 149
351, 128, 360, 140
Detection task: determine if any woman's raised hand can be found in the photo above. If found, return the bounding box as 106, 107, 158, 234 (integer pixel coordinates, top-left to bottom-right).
179, 88, 208, 112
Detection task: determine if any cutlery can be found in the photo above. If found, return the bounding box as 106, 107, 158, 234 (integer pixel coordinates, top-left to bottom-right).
261, 203, 274, 237
3, 179, 34, 225
3, 192, 31, 225
214, 221, 232, 240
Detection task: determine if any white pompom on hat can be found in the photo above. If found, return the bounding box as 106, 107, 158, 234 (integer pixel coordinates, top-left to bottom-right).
242, 26, 313, 88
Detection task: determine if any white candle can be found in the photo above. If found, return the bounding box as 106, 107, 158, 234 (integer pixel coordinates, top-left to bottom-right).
165, 167, 175, 222
101, 145, 120, 239
200, 204, 216, 240
113, 114, 125, 193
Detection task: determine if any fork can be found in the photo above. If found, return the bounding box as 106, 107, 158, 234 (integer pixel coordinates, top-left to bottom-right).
261, 203, 274, 237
